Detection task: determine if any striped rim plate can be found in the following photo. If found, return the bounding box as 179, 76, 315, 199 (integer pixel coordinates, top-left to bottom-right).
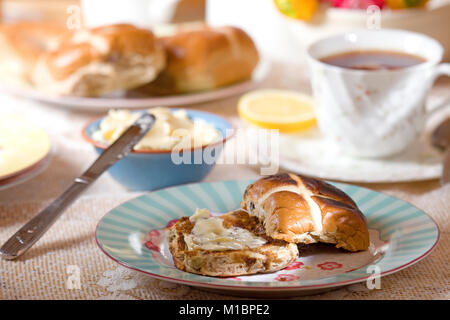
95, 180, 439, 293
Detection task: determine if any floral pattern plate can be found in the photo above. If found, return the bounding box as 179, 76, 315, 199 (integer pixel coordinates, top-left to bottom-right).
95, 180, 439, 297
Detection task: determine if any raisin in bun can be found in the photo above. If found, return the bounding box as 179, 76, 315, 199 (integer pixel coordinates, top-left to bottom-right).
32, 24, 166, 97
241, 173, 370, 252
136, 25, 259, 95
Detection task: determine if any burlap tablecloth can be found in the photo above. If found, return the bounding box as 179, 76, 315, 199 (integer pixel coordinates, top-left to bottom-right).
0, 61, 449, 300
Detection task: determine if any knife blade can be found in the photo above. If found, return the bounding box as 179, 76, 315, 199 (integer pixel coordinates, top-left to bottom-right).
0, 112, 155, 260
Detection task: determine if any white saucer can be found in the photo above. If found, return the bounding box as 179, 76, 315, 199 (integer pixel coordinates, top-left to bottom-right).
278, 128, 443, 183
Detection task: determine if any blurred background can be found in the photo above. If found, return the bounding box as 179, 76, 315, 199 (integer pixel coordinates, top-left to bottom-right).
0, 0, 205, 24
1, 0, 449, 62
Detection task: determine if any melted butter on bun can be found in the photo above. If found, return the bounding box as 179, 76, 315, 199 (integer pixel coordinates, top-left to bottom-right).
184, 208, 266, 251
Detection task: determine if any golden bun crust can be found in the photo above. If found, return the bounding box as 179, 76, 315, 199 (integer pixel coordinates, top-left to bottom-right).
137, 25, 259, 95
167, 210, 298, 277
31, 24, 166, 96
241, 173, 370, 251
0, 22, 69, 82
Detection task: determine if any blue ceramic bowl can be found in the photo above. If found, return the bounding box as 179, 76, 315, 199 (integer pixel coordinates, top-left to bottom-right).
82, 109, 233, 191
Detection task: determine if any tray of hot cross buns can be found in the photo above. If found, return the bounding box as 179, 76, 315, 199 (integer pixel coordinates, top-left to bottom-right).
0, 22, 268, 111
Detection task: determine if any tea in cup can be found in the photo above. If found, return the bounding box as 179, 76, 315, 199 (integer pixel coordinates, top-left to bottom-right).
307, 29, 450, 158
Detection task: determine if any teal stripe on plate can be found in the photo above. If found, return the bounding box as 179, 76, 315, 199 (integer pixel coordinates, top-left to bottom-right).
99, 241, 131, 250
398, 227, 438, 239
349, 188, 372, 203
130, 198, 176, 223
365, 197, 405, 219
113, 206, 166, 229
97, 228, 130, 240
100, 246, 138, 257
97, 222, 134, 235
157, 189, 196, 216
96, 215, 135, 234
393, 241, 434, 250
371, 206, 420, 227
379, 216, 428, 237
380, 217, 432, 235
223, 180, 244, 204
139, 249, 155, 259
354, 191, 379, 208
96, 235, 130, 244
358, 193, 387, 213
378, 208, 423, 229
209, 183, 236, 212
403, 227, 438, 237
133, 261, 158, 267
104, 210, 152, 229
147, 192, 189, 217
380, 253, 419, 261
183, 184, 218, 210
162, 188, 200, 212
126, 198, 177, 222
237, 179, 254, 194
133, 265, 158, 271
199, 183, 228, 212
345, 269, 369, 276
332, 183, 357, 195
396, 235, 437, 246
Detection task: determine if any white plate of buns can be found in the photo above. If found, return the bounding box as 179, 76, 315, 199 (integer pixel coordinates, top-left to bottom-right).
96, 174, 439, 297
0, 22, 267, 111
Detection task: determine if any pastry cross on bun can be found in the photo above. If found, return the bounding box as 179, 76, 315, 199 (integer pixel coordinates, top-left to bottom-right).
136, 25, 260, 95
32, 24, 166, 97
166, 209, 298, 277
241, 173, 370, 251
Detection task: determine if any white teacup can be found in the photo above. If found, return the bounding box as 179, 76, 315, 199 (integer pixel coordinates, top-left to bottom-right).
307, 29, 450, 158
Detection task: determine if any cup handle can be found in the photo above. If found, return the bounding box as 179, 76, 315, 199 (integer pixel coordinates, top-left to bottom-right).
426, 63, 450, 115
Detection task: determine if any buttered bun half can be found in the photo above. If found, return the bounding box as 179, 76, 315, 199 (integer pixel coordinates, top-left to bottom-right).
32, 24, 166, 97
137, 25, 260, 95
0, 22, 68, 84
167, 209, 298, 277
241, 173, 370, 252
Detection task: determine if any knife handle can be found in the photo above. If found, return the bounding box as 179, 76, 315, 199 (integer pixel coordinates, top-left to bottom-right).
0, 182, 86, 260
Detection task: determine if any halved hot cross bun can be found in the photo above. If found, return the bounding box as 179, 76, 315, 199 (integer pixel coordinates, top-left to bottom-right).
241, 173, 370, 251
166, 209, 298, 277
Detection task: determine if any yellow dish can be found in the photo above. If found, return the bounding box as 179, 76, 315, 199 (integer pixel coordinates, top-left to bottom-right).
0, 114, 51, 179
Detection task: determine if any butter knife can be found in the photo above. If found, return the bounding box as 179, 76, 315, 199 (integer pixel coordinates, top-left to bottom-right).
0, 112, 155, 260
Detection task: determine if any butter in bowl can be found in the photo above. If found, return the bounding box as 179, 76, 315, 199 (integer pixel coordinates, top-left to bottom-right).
82, 107, 233, 190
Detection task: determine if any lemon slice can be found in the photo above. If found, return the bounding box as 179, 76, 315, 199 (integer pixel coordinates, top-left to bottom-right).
238, 89, 316, 132
0, 114, 51, 179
